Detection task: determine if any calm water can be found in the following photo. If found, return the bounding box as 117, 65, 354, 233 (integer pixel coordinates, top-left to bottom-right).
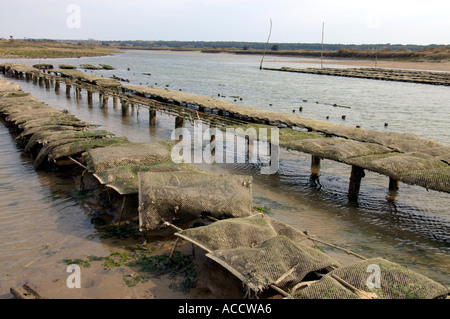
0, 50, 449, 294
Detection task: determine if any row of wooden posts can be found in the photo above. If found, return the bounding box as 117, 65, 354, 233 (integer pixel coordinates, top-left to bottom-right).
4, 68, 400, 202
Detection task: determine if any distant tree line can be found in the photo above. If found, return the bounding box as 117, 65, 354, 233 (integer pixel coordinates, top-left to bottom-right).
104, 40, 446, 51
19, 38, 448, 51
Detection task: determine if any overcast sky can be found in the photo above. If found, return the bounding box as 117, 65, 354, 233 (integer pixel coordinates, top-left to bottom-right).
1, 0, 449, 44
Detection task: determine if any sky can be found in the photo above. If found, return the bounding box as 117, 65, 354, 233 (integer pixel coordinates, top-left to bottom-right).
0, 0, 449, 45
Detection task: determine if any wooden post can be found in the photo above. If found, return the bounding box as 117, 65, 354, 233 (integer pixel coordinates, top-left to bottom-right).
65, 83, 71, 97
32, 74, 38, 85
87, 90, 93, 105
75, 87, 81, 101
175, 116, 185, 129
121, 99, 129, 116
388, 177, 399, 191
38, 76, 44, 87
102, 95, 108, 109
54, 79, 60, 92
211, 127, 216, 157
149, 109, 156, 126
310, 155, 321, 186
112, 95, 118, 109
348, 165, 365, 202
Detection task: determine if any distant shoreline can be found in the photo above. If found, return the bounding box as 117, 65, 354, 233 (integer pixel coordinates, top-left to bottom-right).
1, 40, 449, 72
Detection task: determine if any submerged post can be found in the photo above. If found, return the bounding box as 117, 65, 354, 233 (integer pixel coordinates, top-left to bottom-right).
175, 116, 185, 129
310, 155, 321, 186
102, 95, 108, 109
389, 177, 399, 191
65, 83, 71, 97
121, 99, 129, 116
149, 109, 156, 126
112, 95, 118, 109
87, 90, 93, 105
54, 79, 60, 92
348, 165, 365, 202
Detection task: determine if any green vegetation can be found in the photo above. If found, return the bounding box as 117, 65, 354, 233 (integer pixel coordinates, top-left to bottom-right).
80, 64, 102, 70
0, 40, 120, 58
5, 92, 29, 98
98, 221, 143, 240
58, 64, 77, 69
99, 64, 115, 70
252, 205, 272, 215
32, 63, 53, 69
62, 250, 197, 292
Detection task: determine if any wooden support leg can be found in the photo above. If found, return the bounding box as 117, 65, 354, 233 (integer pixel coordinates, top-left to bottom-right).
388, 177, 399, 191
149, 109, 156, 126
87, 90, 93, 105
175, 116, 185, 129
121, 99, 129, 116
310, 155, 321, 187
102, 95, 108, 108
348, 165, 365, 202
112, 95, 118, 109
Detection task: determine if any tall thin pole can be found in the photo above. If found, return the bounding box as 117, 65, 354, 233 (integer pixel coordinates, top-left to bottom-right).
321, 22, 325, 69
375, 45, 378, 68
260, 18, 272, 70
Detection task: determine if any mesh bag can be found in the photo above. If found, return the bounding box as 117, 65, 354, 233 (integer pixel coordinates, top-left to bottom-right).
18, 113, 90, 131
293, 275, 361, 299
207, 235, 340, 294
84, 141, 173, 173
176, 216, 280, 253
346, 152, 450, 192
33, 136, 129, 170
25, 129, 113, 153
138, 171, 253, 231
93, 161, 200, 195
400, 167, 450, 193
421, 146, 450, 165
16, 125, 87, 140
293, 258, 450, 299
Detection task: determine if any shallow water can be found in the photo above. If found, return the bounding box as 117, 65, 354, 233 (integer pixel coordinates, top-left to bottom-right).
0, 51, 449, 293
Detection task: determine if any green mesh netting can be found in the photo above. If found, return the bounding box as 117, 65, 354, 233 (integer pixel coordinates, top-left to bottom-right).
293, 258, 449, 299
84, 141, 174, 173
138, 171, 253, 231
207, 235, 340, 294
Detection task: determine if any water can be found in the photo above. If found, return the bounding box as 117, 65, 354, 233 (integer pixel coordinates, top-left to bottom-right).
0, 50, 449, 293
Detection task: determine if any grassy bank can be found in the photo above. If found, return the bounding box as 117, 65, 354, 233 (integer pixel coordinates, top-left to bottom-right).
118, 45, 450, 63
0, 40, 121, 59
201, 47, 450, 63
